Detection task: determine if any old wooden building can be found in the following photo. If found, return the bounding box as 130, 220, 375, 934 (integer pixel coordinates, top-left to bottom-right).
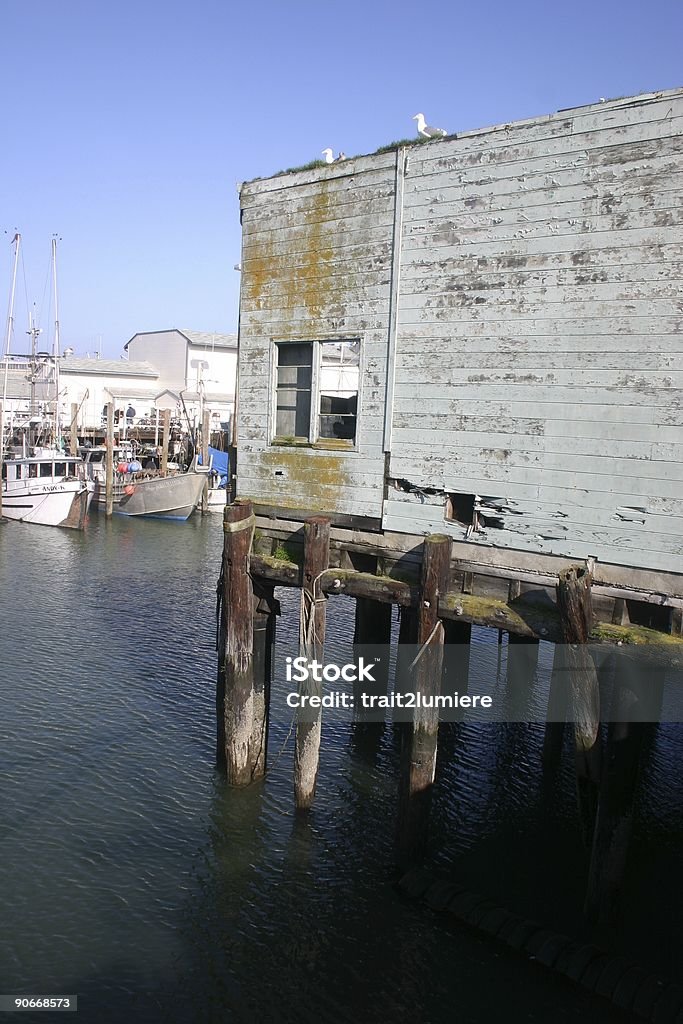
236, 87, 683, 607
217, 91, 683, 946
236, 88, 683, 602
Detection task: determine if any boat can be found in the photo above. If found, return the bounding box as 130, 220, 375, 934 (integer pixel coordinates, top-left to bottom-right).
82, 445, 209, 520
1, 446, 93, 528
1, 235, 94, 530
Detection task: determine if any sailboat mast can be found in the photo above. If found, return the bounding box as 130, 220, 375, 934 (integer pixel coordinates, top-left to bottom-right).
52, 236, 61, 442
2, 233, 21, 456
3, 233, 20, 361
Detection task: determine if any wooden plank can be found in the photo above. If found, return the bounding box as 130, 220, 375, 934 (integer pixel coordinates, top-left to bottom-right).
408, 129, 683, 191
403, 177, 683, 224
392, 416, 683, 444
241, 157, 397, 200
389, 426, 681, 460
399, 224, 683, 264
392, 384, 681, 410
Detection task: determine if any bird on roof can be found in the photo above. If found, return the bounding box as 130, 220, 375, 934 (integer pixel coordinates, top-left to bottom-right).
322, 148, 346, 163
412, 113, 447, 139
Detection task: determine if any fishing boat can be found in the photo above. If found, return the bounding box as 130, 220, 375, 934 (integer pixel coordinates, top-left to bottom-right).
1, 235, 94, 530
82, 446, 209, 520
1, 447, 93, 528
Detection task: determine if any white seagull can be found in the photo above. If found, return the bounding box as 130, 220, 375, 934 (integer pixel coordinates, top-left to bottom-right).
322, 148, 334, 163
412, 113, 447, 139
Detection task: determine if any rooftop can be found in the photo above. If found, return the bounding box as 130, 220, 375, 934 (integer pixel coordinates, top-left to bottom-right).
124, 329, 237, 352
59, 357, 159, 377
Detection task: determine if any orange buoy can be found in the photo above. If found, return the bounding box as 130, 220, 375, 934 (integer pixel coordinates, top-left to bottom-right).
124, 484, 135, 496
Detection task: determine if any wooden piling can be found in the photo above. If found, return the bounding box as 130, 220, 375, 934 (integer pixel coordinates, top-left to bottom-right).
294, 515, 331, 810
105, 402, 114, 517
557, 566, 601, 844
70, 402, 79, 456
218, 499, 256, 785
397, 533, 451, 868
251, 583, 277, 779
161, 409, 170, 474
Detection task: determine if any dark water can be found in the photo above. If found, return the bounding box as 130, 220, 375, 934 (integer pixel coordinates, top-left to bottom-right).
0, 515, 680, 1023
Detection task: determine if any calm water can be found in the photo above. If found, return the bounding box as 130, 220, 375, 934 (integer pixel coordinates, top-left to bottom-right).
0, 514, 680, 1023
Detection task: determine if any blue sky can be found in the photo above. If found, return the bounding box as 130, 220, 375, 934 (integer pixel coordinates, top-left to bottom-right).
1, 0, 681, 359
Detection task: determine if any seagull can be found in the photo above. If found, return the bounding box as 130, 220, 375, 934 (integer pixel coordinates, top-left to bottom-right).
322, 148, 334, 163
412, 113, 447, 139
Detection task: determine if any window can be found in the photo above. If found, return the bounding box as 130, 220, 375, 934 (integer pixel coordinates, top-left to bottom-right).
274, 340, 359, 445
40, 463, 53, 477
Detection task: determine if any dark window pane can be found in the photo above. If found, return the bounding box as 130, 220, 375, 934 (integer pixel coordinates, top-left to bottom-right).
278, 343, 313, 367
40, 462, 53, 477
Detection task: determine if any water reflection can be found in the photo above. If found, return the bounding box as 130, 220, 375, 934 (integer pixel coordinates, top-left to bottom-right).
0, 516, 679, 1021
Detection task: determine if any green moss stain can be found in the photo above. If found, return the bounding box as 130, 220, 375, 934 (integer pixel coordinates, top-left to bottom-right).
243, 178, 357, 319
268, 448, 349, 511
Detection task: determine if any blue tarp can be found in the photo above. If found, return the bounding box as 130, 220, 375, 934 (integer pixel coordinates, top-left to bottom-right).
199, 446, 229, 487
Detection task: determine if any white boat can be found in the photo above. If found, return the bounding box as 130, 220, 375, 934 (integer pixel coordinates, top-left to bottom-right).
82, 447, 209, 520
1, 235, 94, 530
1, 448, 93, 528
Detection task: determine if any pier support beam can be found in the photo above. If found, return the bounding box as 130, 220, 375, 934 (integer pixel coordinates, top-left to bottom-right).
217, 499, 256, 785
251, 582, 277, 779
557, 566, 601, 845
397, 533, 451, 869
294, 515, 331, 810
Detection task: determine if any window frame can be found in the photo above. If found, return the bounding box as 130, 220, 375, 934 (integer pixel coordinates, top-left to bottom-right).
269, 337, 361, 450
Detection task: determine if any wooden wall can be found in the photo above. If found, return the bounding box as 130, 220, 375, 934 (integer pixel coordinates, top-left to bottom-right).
236, 88, 683, 580
384, 89, 683, 575
236, 153, 397, 520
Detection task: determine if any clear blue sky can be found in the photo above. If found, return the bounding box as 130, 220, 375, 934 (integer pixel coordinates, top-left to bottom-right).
1, 0, 681, 359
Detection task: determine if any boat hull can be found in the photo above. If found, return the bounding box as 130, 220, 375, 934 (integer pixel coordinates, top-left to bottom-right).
1, 480, 93, 529
91, 470, 208, 520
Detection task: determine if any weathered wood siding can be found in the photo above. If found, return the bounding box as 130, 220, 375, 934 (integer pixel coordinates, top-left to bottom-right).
236, 154, 397, 519
384, 89, 683, 574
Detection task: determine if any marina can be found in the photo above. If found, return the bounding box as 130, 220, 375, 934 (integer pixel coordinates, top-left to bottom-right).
1, 84, 682, 1024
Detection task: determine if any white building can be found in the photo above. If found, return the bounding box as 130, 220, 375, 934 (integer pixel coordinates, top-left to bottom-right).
2, 328, 237, 437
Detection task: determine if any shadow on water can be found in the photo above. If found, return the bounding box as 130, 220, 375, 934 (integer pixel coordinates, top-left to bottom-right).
0, 518, 680, 1022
